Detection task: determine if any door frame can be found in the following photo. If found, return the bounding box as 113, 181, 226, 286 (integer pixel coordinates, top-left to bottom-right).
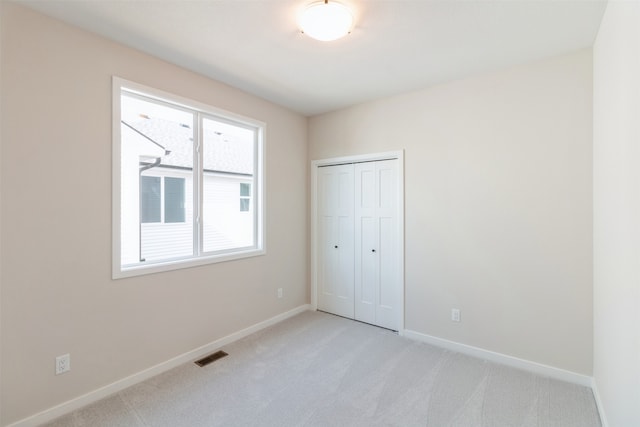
311, 150, 405, 334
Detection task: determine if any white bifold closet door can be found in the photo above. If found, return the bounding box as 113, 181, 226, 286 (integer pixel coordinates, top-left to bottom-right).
354, 159, 399, 330
317, 159, 400, 330
317, 163, 355, 319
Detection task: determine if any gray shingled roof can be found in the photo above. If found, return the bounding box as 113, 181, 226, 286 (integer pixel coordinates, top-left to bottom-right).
126, 117, 253, 175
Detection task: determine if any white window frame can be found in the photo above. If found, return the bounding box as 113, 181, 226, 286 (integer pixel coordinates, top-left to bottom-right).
112, 77, 266, 279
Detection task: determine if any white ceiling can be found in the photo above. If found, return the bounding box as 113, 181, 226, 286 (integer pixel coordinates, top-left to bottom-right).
21, 0, 607, 116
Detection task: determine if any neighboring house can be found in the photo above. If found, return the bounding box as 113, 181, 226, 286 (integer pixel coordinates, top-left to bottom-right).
120, 116, 254, 266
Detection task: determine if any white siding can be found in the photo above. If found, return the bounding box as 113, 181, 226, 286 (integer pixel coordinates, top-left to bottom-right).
141, 222, 193, 261
139, 168, 193, 263
136, 170, 253, 262
203, 174, 253, 253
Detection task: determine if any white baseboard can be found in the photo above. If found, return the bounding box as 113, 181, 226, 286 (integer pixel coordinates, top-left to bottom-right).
403, 329, 592, 387
591, 378, 609, 427
7, 304, 311, 427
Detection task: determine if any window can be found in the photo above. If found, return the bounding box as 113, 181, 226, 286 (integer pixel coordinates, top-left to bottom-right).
240, 183, 251, 212
113, 78, 264, 278
139, 176, 185, 224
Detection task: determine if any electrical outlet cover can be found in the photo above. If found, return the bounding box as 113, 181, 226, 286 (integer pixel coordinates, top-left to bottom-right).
55, 354, 70, 375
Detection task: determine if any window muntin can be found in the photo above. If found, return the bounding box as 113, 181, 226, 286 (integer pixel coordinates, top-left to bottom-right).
114, 78, 264, 278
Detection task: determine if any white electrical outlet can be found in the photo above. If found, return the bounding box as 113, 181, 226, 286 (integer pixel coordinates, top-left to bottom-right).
55, 354, 71, 375
277, 288, 283, 299
451, 308, 461, 322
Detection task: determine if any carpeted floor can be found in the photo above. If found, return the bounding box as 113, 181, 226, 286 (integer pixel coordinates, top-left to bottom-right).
44, 311, 601, 426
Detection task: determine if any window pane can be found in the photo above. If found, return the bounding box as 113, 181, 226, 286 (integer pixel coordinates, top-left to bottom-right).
240, 182, 251, 197
240, 198, 250, 212
140, 176, 161, 223
165, 177, 185, 223
202, 117, 255, 252
120, 93, 194, 265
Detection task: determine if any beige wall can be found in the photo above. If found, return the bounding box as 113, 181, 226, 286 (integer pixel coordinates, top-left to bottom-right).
309, 50, 593, 375
593, 1, 640, 426
0, 3, 308, 425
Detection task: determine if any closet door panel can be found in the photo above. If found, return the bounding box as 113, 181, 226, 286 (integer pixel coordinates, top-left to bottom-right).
355, 215, 376, 323
377, 216, 397, 329
354, 163, 377, 324
319, 215, 336, 297
336, 214, 354, 302
375, 160, 399, 330
317, 164, 354, 319
378, 217, 395, 307
318, 169, 336, 309
359, 169, 375, 208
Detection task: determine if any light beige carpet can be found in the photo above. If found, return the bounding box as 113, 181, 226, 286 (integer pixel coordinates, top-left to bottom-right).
44, 311, 601, 427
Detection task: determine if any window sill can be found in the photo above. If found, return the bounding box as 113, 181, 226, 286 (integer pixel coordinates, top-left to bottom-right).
113, 247, 266, 279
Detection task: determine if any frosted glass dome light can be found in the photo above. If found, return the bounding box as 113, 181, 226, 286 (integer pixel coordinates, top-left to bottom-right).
299, 1, 354, 42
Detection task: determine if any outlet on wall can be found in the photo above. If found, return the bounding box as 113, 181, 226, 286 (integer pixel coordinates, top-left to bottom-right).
451, 308, 461, 322
55, 353, 71, 375
277, 288, 283, 299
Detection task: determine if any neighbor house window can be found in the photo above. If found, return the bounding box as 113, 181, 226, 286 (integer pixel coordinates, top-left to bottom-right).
139, 176, 185, 224
113, 77, 264, 278
140, 176, 161, 223
164, 177, 185, 223
240, 183, 251, 212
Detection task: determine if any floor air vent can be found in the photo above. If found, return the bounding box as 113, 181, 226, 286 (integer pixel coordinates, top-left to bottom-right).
195, 350, 228, 367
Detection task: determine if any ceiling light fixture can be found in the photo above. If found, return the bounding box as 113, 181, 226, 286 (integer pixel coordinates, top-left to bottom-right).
299, 0, 354, 42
